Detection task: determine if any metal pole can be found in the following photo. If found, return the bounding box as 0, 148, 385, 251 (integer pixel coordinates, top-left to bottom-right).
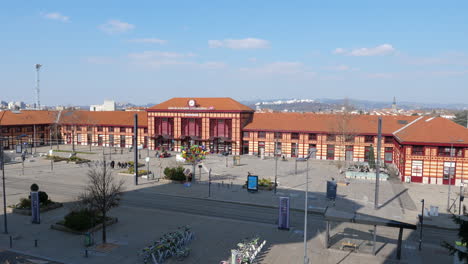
447, 143, 453, 211
372, 225, 377, 255
134, 114, 138, 186
49, 127, 53, 171
459, 186, 463, 216
275, 139, 278, 194
33, 124, 37, 154
419, 199, 424, 251
147, 160, 149, 181
208, 168, 212, 197
303, 158, 309, 264
1, 141, 8, 234
374, 117, 382, 209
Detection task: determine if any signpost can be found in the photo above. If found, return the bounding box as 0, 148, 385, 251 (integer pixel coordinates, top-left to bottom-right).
278, 197, 290, 230
247, 175, 258, 192
31, 191, 40, 224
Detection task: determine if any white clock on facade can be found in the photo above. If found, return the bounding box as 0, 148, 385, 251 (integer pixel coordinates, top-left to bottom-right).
188, 99, 196, 107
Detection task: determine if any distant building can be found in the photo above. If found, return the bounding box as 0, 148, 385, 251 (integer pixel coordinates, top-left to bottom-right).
392, 96, 397, 113
90, 100, 116, 111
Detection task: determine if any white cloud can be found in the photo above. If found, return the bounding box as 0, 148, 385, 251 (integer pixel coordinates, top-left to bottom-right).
325, 65, 360, 71
209, 38, 270, 49
128, 38, 167, 44
364, 73, 395, 79
127, 51, 224, 70
42, 12, 69, 22
332, 48, 346, 54
85, 57, 115, 65
99, 20, 134, 34
333, 44, 395, 56
240, 62, 315, 78
128, 51, 196, 60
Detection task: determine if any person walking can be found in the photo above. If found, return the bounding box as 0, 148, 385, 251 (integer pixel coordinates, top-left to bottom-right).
110, 160, 115, 169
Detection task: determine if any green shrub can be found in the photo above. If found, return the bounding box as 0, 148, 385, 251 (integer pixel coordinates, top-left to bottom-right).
64, 209, 100, 231
38, 191, 48, 205
126, 167, 150, 175
164, 166, 186, 181
128, 161, 144, 168
17, 198, 31, 209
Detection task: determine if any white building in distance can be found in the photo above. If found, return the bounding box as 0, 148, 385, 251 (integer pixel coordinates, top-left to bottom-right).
90, 100, 116, 111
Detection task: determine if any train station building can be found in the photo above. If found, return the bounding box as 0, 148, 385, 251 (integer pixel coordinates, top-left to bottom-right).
0, 97, 467, 185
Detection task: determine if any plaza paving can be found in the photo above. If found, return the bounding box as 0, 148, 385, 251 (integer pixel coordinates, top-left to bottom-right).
0, 145, 460, 263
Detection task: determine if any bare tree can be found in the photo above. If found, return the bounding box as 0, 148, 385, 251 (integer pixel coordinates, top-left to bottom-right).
80, 159, 124, 243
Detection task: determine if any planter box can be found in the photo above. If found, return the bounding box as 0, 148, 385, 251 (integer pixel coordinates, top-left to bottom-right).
242, 185, 274, 191
11, 202, 63, 216
50, 217, 118, 235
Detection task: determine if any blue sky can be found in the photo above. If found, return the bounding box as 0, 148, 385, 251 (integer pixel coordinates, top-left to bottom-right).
1, 1, 467, 106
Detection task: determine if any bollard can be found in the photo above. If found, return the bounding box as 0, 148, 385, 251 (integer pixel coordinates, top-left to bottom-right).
231, 182, 233, 189
9, 235, 12, 248
85, 249, 88, 258
218, 183, 220, 188
35, 239, 38, 247
222, 181, 224, 187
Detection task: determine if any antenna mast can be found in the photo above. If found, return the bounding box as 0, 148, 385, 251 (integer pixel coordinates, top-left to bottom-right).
35, 64, 42, 110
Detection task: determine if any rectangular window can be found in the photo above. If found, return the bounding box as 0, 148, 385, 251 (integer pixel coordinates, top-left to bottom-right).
1, 128, 8, 133
412, 146, 424, 156
26, 127, 33, 132
258, 131, 266, 138
77, 134, 82, 143
76, 126, 82, 131
16, 127, 21, 132
66, 125, 71, 131
275, 142, 282, 155
365, 135, 374, 143
120, 127, 126, 133
443, 162, 456, 180
384, 136, 393, 144
144, 128, 148, 133
291, 133, 299, 140
364, 146, 373, 162
438, 147, 463, 157
274, 132, 282, 139
109, 135, 114, 146
87, 126, 92, 131
97, 126, 103, 132
327, 145, 335, 160
384, 148, 393, 163
345, 135, 355, 143
327, 134, 336, 141
109, 127, 114, 132
308, 133, 317, 141
243, 131, 249, 138
411, 160, 423, 177
308, 144, 317, 159
345, 145, 353, 161
242, 141, 249, 154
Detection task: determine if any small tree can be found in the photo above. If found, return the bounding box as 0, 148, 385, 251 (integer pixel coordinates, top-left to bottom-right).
443, 210, 468, 263
80, 159, 124, 243
181, 145, 208, 181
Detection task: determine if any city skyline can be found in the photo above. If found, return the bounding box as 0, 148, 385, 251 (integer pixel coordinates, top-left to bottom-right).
1, 1, 468, 105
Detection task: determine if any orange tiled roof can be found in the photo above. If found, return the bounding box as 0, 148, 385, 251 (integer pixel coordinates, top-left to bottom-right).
243, 113, 419, 135
0, 110, 59, 126
395, 117, 468, 145
60, 111, 148, 127
148, 97, 254, 112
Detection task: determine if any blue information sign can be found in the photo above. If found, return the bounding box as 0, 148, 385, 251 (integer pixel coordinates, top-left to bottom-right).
31, 191, 40, 224
247, 175, 258, 192
278, 197, 290, 230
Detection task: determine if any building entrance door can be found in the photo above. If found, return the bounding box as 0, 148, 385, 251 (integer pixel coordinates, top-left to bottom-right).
345, 146, 353, 161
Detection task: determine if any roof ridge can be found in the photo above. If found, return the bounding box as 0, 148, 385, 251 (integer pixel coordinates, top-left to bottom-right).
393, 116, 425, 137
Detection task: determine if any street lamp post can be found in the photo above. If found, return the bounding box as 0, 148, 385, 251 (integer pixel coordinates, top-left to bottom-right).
304, 148, 316, 264
419, 199, 424, 251
274, 138, 278, 194
0, 111, 8, 234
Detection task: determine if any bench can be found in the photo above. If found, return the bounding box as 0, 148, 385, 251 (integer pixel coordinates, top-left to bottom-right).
340, 241, 357, 251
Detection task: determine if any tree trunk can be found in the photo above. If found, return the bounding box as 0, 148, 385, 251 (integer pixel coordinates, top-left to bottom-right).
102, 210, 107, 243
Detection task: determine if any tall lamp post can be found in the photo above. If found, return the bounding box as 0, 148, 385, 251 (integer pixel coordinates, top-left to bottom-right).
274, 138, 278, 194
304, 148, 317, 264
447, 139, 464, 212
0, 110, 8, 234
